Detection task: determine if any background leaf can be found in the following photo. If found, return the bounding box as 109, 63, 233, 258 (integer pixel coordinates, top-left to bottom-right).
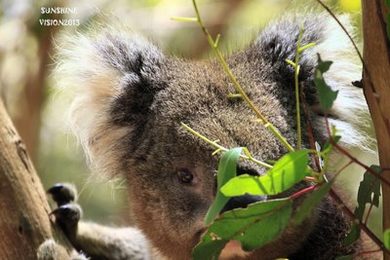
385, 229, 390, 250
354, 165, 381, 221
221, 150, 309, 196
314, 54, 338, 110
204, 147, 242, 225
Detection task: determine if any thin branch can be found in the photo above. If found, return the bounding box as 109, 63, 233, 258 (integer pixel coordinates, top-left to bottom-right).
329, 189, 390, 255
315, 0, 363, 63
324, 117, 390, 187
181, 123, 272, 169
190, 0, 295, 152
315, 0, 390, 139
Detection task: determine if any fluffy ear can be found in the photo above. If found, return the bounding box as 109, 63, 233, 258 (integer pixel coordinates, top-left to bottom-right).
249, 14, 371, 149
54, 24, 166, 176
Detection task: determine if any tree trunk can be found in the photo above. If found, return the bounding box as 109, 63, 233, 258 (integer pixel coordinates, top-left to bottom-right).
12, 8, 61, 163
0, 98, 72, 259
361, 1, 390, 259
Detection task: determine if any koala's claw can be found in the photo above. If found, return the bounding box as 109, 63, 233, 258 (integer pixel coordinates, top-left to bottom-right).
50, 203, 82, 242
47, 183, 77, 206
50, 204, 82, 225
48, 183, 81, 242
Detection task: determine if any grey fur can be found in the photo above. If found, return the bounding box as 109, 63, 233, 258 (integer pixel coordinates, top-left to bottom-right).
49, 13, 369, 259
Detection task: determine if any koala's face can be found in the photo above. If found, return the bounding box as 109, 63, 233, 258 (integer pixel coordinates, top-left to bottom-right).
57, 15, 366, 259
125, 59, 293, 258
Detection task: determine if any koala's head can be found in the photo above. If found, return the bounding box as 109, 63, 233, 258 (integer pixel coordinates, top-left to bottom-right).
55, 14, 369, 259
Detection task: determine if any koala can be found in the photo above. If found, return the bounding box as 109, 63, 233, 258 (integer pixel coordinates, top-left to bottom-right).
41, 12, 371, 260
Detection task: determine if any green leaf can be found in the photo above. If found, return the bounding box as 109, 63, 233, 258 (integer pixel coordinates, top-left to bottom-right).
192, 239, 228, 260
314, 54, 339, 110
321, 135, 341, 156
221, 150, 309, 196
193, 199, 293, 259
384, 229, 390, 250
354, 165, 381, 221
293, 181, 332, 225
204, 148, 242, 225
342, 223, 360, 246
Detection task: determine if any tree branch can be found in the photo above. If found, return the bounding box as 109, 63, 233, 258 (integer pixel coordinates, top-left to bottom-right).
0, 98, 73, 259
361, 1, 390, 259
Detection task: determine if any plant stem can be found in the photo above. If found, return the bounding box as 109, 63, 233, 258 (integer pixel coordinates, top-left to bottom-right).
191, 0, 294, 152
181, 123, 272, 169
294, 28, 303, 150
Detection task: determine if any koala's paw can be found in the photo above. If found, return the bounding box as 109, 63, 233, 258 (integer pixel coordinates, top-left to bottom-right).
48, 183, 77, 206
37, 239, 88, 260
48, 183, 82, 242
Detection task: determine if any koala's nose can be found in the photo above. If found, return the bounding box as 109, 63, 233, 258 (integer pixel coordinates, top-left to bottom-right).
220, 194, 267, 214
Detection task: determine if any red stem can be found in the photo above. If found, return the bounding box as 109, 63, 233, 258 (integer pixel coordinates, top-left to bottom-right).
324, 117, 390, 187
289, 185, 317, 200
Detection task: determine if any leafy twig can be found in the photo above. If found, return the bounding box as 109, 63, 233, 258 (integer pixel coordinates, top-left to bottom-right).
330, 189, 390, 255
181, 123, 272, 169
286, 28, 316, 150
174, 0, 295, 152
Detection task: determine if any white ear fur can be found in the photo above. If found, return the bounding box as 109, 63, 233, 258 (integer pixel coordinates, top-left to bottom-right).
54, 24, 161, 176
311, 15, 373, 151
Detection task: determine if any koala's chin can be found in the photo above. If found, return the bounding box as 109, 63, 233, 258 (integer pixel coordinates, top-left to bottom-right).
50, 10, 370, 260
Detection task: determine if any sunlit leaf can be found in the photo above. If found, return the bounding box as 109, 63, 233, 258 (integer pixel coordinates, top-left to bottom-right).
193, 199, 293, 259
293, 181, 332, 225
339, 0, 361, 12
314, 54, 338, 111
354, 165, 381, 221
221, 150, 309, 196
204, 148, 242, 225
384, 229, 390, 250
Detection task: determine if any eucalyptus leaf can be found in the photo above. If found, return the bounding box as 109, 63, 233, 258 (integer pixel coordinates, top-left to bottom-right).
354, 165, 381, 221
384, 229, 390, 250
193, 199, 293, 259
314, 54, 338, 110
204, 147, 242, 225
192, 239, 228, 260
221, 150, 309, 196
293, 181, 332, 225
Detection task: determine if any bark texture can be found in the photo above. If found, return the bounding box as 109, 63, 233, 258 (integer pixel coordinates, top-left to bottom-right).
0, 98, 72, 259
361, 1, 390, 259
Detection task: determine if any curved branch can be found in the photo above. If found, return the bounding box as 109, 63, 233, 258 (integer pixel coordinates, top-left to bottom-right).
0, 99, 73, 259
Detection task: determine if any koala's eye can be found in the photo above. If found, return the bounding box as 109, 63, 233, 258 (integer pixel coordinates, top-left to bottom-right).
177, 169, 194, 184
